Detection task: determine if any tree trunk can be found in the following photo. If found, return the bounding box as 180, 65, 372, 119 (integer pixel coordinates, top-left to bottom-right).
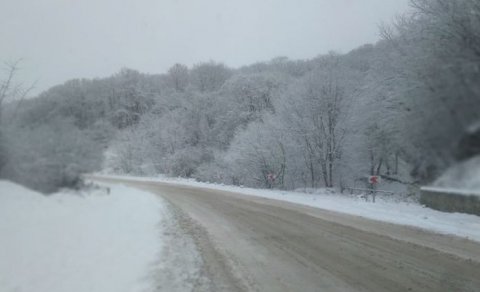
320, 157, 329, 188
394, 152, 399, 175
385, 156, 391, 175
310, 160, 315, 188
328, 152, 333, 187
376, 158, 383, 175
370, 150, 375, 175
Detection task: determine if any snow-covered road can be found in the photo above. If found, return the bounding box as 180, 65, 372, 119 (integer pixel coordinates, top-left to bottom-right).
94, 177, 480, 292
90, 174, 480, 242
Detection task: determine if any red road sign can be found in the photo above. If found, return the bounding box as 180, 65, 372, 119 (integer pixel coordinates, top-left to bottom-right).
267, 173, 276, 182
369, 176, 380, 185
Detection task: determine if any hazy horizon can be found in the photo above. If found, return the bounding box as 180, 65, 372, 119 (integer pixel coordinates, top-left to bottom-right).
1, 0, 410, 96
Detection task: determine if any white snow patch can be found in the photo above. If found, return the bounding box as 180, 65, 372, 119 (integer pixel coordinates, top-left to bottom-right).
433, 155, 480, 194
421, 186, 480, 197
92, 174, 480, 243
0, 180, 165, 292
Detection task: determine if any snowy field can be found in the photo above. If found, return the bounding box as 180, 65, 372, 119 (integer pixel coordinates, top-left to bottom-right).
0, 180, 166, 292
92, 174, 480, 243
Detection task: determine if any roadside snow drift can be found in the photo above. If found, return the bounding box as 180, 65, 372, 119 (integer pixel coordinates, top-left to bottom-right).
0, 181, 164, 292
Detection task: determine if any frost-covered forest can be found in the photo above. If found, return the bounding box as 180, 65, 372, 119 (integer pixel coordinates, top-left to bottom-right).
1, 0, 479, 193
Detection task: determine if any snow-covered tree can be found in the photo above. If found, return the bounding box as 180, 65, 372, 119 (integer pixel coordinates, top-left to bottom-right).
225, 118, 287, 188
190, 61, 232, 92
167, 63, 189, 92
380, 0, 480, 181
2, 118, 102, 193
275, 55, 357, 188
221, 72, 288, 124
0, 60, 34, 174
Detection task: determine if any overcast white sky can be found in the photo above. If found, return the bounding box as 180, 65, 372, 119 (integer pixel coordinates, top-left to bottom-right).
1, 0, 410, 95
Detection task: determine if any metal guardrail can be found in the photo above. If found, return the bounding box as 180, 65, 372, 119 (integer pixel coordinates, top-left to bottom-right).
341, 187, 394, 203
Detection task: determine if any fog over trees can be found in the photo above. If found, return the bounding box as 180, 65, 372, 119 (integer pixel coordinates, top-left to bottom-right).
1, 0, 479, 193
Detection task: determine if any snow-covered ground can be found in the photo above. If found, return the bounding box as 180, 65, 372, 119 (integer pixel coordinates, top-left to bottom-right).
92, 174, 480, 243
433, 155, 480, 194
0, 180, 167, 292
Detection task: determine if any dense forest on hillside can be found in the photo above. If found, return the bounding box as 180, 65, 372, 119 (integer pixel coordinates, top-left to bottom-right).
1, 0, 479, 193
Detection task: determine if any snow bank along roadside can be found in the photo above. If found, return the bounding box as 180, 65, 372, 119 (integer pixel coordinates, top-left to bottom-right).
0, 180, 164, 292
91, 174, 480, 243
